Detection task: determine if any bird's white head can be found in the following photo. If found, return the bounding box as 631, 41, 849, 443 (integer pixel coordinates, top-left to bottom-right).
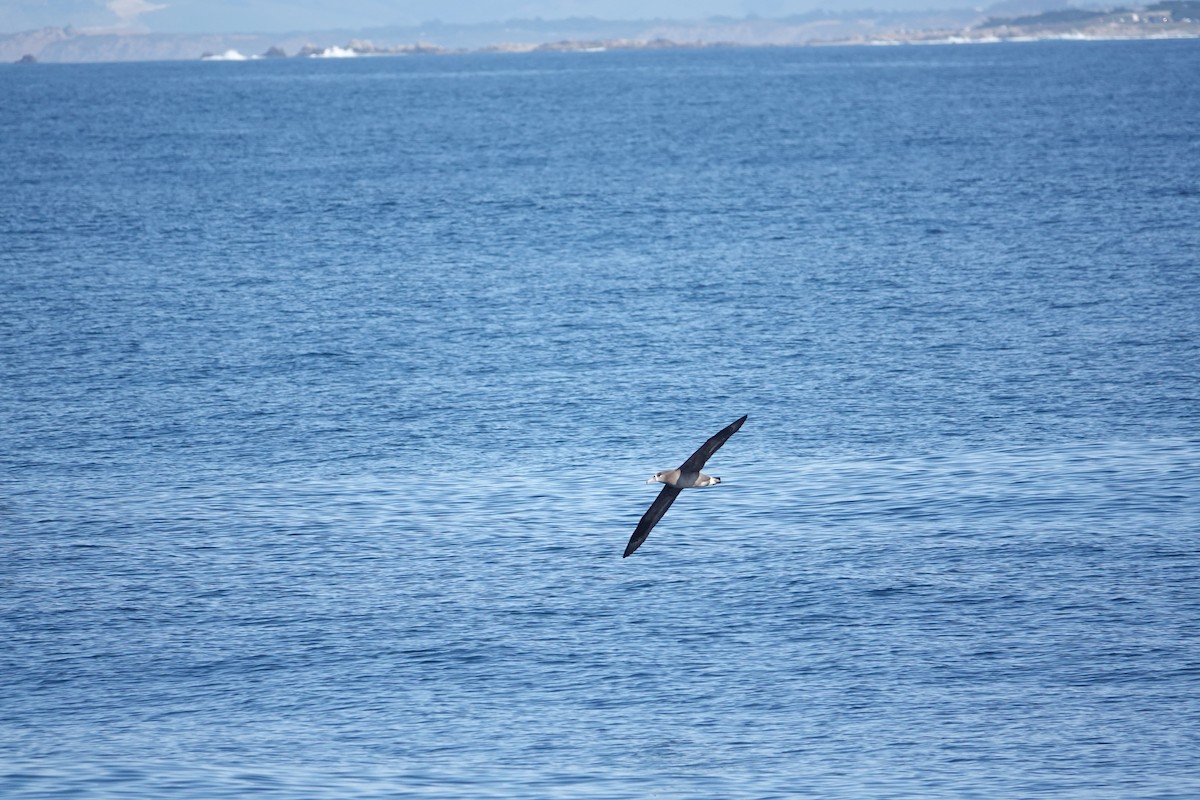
646, 472, 666, 484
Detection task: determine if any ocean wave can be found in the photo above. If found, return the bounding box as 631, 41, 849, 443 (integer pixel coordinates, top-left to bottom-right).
308, 46, 358, 59
200, 50, 256, 62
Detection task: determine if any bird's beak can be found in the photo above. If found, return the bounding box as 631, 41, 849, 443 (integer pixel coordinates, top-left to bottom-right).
645, 476, 657, 483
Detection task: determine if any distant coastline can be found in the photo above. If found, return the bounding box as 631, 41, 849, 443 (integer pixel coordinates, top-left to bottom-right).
824, 3, 1200, 46
5, 3, 1200, 64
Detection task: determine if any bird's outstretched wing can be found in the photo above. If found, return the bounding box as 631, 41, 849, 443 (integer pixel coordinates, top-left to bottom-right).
678, 414, 748, 475
623, 485, 682, 558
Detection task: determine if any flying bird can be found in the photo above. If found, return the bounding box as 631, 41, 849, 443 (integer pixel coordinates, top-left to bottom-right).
623, 414, 747, 558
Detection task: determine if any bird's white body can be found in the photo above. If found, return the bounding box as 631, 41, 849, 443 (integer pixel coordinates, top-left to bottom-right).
647, 469, 721, 488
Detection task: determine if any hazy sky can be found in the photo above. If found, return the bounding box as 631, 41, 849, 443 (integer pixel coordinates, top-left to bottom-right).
2, 0, 996, 34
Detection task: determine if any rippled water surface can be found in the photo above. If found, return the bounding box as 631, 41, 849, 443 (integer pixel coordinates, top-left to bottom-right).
2, 41, 1199, 799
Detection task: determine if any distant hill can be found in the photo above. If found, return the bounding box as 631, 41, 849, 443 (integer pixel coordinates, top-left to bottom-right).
1, 11, 980, 63
970, 4, 1200, 38
1146, 0, 1200, 14
4, 5, 1198, 64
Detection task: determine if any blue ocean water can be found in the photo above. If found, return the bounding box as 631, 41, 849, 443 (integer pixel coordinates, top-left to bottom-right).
2, 40, 1199, 798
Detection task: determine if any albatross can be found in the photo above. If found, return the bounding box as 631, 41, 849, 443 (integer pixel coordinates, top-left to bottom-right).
623, 414, 747, 558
